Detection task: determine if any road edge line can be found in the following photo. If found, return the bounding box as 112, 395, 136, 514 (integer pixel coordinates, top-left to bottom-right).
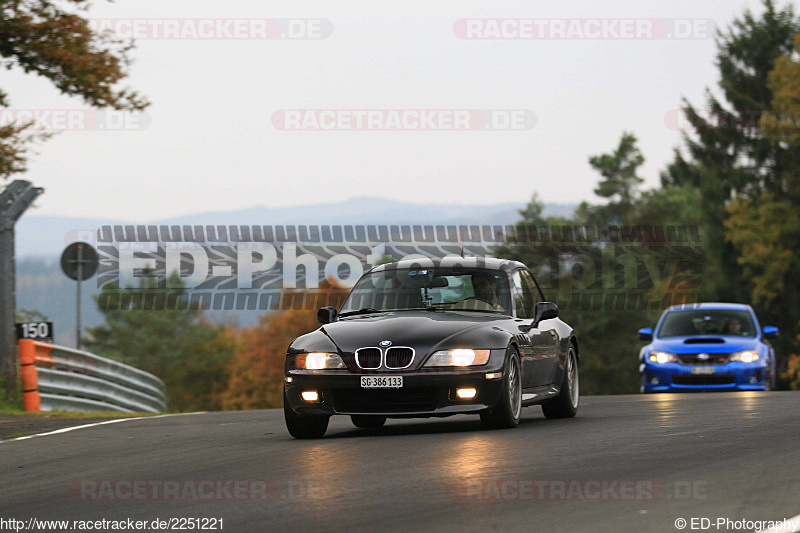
0, 412, 207, 443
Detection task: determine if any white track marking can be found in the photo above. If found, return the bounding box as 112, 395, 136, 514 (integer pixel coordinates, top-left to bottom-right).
0, 412, 206, 443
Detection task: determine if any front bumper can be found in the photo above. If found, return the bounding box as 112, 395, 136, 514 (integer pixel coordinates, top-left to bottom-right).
284, 368, 506, 417
641, 361, 767, 392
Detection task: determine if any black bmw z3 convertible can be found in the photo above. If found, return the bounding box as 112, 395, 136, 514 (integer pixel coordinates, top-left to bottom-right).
283, 257, 580, 438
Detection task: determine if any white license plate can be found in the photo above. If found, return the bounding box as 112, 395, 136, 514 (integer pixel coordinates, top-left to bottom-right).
361, 376, 403, 389
691, 367, 715, 375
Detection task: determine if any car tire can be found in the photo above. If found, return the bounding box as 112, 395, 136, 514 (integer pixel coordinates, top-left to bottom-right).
351, 415, 387, 429
766, 357, 777, 391
542, 346, 579, 419
284, 391, 329, 439
480, 347, 522, 430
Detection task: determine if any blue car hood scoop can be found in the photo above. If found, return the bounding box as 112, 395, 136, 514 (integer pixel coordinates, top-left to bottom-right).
684, 337, 725, 344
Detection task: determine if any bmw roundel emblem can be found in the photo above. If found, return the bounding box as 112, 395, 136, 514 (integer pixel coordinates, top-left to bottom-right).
379, 340, 392, 347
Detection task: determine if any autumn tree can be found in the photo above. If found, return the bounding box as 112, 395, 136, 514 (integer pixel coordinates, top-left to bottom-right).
661, 0, 800, 304
84, 273, 237, 411
722, 29, 800, 363
0, 0, 148, 178
725, 195, 800, 306
781, 353, 800, 390
222, 283, 348, 410
221, 306, 319, 410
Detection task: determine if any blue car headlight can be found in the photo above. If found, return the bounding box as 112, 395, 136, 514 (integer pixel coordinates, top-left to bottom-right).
729, 350, 759, 363
648, 351, 679, 364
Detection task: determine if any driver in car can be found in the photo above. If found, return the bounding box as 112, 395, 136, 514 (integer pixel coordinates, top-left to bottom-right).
471, 272, 504, 311
726, 317, 744, 335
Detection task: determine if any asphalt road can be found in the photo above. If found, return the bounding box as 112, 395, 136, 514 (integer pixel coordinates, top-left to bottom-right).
1, 392, 799, 533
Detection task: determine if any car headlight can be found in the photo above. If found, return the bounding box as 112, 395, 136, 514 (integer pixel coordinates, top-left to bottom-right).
424, 349, 491, 367
729, 350, 759, 363
648, 351, 679, 364
296, 352, 346, 370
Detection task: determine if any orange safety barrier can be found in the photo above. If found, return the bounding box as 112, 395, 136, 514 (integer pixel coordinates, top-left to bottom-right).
18, 340, 54, 412
33, 341, 55, 367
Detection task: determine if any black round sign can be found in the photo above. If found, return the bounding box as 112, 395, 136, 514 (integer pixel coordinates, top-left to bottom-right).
60, 242, 98, 281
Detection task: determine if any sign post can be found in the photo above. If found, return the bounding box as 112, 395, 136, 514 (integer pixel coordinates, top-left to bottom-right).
60, 242, 98, 350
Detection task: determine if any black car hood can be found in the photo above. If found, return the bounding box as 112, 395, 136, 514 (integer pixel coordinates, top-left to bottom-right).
292, 311, 514, 367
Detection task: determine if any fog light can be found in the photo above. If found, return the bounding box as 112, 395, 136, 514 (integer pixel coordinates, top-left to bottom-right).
285, 376, 293, 383
301, 391, 319, 402
650, 377, 659, 385
456, 387, 477, 399
485, 372, 502, 380
749, 376, 757, 384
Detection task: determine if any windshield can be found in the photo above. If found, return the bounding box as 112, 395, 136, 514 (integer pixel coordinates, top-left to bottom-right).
657, 309, 756, 338
340, 267, 511, 315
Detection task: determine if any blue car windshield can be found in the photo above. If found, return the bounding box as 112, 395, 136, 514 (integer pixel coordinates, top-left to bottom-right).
340, 268, 511, 315
658, 309, 756, 338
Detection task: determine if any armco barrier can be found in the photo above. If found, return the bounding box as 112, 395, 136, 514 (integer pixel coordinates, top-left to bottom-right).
17, 340, 167, 413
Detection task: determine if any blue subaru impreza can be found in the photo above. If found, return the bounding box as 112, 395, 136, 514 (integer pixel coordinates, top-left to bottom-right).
638, 303, 779, 392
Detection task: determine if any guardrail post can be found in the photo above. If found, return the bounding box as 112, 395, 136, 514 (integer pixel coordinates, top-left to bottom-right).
15, 341, 166, 413
18, 339, 41, 412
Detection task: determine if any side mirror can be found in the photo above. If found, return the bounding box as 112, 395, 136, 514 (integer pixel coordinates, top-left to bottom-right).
532, 302, 558, 326
638, 327, 653, 341
763, 326, 779, 339
317, 306, 338, 325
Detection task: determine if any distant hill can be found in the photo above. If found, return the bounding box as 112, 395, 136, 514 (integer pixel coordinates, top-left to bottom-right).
16, 197, 576, 258
15, 198, 576, 346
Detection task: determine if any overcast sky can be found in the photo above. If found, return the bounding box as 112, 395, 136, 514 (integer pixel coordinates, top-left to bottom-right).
2, 0, 770, 222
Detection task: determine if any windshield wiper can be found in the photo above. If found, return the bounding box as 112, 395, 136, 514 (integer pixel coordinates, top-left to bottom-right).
453, 308, 508, 315
340, 307, 445, 317
338, 308, 382, 318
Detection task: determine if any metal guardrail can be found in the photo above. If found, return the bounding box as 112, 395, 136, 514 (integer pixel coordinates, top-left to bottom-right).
19, 340, 167, 413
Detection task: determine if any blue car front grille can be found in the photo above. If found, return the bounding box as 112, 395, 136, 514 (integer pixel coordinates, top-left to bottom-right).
676, 353, 730, 365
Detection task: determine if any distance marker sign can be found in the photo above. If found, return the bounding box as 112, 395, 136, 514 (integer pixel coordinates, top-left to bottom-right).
16, 321, 54, 343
